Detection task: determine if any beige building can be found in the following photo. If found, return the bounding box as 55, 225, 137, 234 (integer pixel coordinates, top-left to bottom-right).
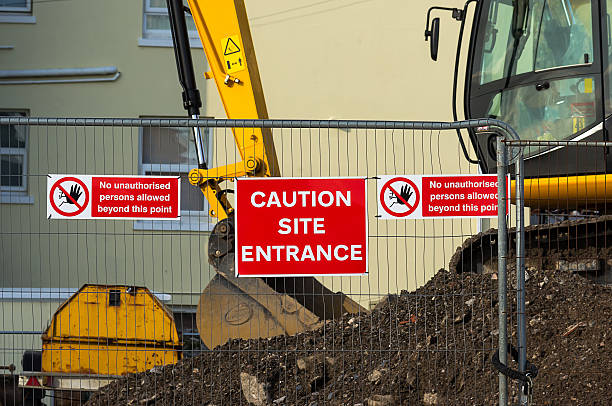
0, 0, 475, 371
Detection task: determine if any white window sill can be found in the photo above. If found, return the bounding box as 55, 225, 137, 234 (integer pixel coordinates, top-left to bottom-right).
133, 215, 214, 232
0, 193, 34, 204
138, 37, 203, 49
0, 15, 36, 24
0, 287, 171, 302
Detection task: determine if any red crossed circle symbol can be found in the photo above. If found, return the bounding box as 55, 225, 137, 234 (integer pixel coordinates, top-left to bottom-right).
380, 177, 420, 217
49, 177, 89, 217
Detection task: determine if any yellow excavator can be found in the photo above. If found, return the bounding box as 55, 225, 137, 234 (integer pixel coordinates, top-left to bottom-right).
168, 0, 612, 348
165, 0, 365, 349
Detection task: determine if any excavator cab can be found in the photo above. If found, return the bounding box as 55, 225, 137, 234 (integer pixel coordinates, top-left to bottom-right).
428, 0, 612, 180
431, 0, 612, 281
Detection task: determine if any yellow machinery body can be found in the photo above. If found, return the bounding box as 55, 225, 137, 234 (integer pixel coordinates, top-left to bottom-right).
41, 285, 181, 376
511, 174, 612, 209
186, 0, 279, 221
182, 0, 367, 349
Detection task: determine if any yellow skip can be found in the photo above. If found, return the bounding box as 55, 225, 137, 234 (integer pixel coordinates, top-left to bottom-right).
42, 285, 181, 376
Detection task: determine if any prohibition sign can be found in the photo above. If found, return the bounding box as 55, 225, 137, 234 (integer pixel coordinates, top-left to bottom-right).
49, 176, 89, 217
379, 177, 420, 217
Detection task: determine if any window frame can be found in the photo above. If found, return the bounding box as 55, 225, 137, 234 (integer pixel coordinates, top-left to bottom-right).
0, 0, 31, 14
464, 0, 604, 169
468, 0, 602, 99
135, 121, 214, 232
1, 110, 28, 194
142, 0, 199, 41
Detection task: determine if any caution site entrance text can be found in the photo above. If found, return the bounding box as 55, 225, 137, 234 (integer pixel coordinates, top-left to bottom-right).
235, 178, 368, 277
47, 175, 180, 220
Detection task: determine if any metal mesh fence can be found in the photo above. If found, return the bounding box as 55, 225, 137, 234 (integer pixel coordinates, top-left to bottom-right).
0, 117, 518, 405
499, 139, 612, 406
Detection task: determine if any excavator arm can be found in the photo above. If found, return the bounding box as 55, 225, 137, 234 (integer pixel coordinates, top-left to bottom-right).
186, 0, 280, 220
165, 0, 365, 349
168, 0, 279, 221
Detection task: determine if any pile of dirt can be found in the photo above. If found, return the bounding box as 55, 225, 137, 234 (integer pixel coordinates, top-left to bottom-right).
86, 267, 611, 405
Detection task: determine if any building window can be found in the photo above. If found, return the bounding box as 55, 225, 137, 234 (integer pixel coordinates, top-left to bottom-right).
1, 111, 27, 193
0, 0, 31, 13
142, 0, 198, 40
136, 124, 213, 231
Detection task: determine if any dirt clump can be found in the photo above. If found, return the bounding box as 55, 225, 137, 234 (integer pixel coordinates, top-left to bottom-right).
86, 268, 611, 405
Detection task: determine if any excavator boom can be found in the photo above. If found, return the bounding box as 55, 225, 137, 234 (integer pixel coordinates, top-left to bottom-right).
165, 0, 365, 349
182, 0, 280, 220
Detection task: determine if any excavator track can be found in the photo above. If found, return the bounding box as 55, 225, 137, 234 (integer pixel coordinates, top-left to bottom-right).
449, 215, 612, 284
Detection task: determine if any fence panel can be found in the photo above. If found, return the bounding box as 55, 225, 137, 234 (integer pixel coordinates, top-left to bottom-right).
502, 139, 612, 406
0, 118, 517, 405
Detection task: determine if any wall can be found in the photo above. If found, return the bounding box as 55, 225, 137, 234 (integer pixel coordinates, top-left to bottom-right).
207, 0, 468, 120
0, 0, 482, 370
0, 0, 208, 117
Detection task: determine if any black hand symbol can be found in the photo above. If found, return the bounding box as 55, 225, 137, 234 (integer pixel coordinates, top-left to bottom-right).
389, 184, 413, 207
59, 184, 83, 207
399, 184, 413, 202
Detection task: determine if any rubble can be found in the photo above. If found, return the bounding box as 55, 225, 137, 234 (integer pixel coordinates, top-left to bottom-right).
240, 372, 269, 406
86, 267, 611, 405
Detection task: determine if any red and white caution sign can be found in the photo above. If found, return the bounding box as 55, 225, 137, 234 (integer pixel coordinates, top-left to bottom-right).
48, 176, 90, 218
235, 177, 368, 277
378, 177, 421, 218
377, 174, 509, 219
47, 174, 181, 220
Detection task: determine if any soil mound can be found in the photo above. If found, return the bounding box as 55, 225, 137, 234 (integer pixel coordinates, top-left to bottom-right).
86, 268, 611, 405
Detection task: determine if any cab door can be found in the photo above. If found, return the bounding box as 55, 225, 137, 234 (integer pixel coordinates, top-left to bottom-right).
466, 0, 606, 176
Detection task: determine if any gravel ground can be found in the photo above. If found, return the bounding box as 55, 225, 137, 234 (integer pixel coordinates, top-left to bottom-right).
85, 263, 611, 406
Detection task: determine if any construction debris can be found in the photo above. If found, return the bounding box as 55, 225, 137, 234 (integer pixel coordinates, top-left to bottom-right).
561, 321, 588, 337
240, 372, 269, 406
86, 267, 611, 406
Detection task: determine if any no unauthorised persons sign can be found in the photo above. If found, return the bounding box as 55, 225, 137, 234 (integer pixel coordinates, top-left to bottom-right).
47, 175, 180, 220
377, 174, 510, 219
235, 177, 368, 277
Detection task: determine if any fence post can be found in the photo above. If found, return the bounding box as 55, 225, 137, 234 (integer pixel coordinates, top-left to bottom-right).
497, 135, 508, 406
515, 149, 528, 405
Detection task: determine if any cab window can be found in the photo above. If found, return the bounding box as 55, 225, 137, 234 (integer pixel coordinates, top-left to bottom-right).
487, 76, 597, 151
480, 0, 594, 85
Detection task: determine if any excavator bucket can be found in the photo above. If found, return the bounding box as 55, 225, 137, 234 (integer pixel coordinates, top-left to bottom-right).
196, 259, 320, 349
196, 220, 366, 349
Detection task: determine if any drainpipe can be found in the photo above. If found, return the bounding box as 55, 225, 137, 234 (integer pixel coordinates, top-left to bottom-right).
0, 66, 120, 84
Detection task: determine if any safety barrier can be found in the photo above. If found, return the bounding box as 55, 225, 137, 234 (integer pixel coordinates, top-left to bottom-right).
496, 138, 612, 406
0, 117, 522, 405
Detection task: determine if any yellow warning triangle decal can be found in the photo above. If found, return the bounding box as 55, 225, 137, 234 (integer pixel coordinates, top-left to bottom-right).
224, 38, 240, 55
